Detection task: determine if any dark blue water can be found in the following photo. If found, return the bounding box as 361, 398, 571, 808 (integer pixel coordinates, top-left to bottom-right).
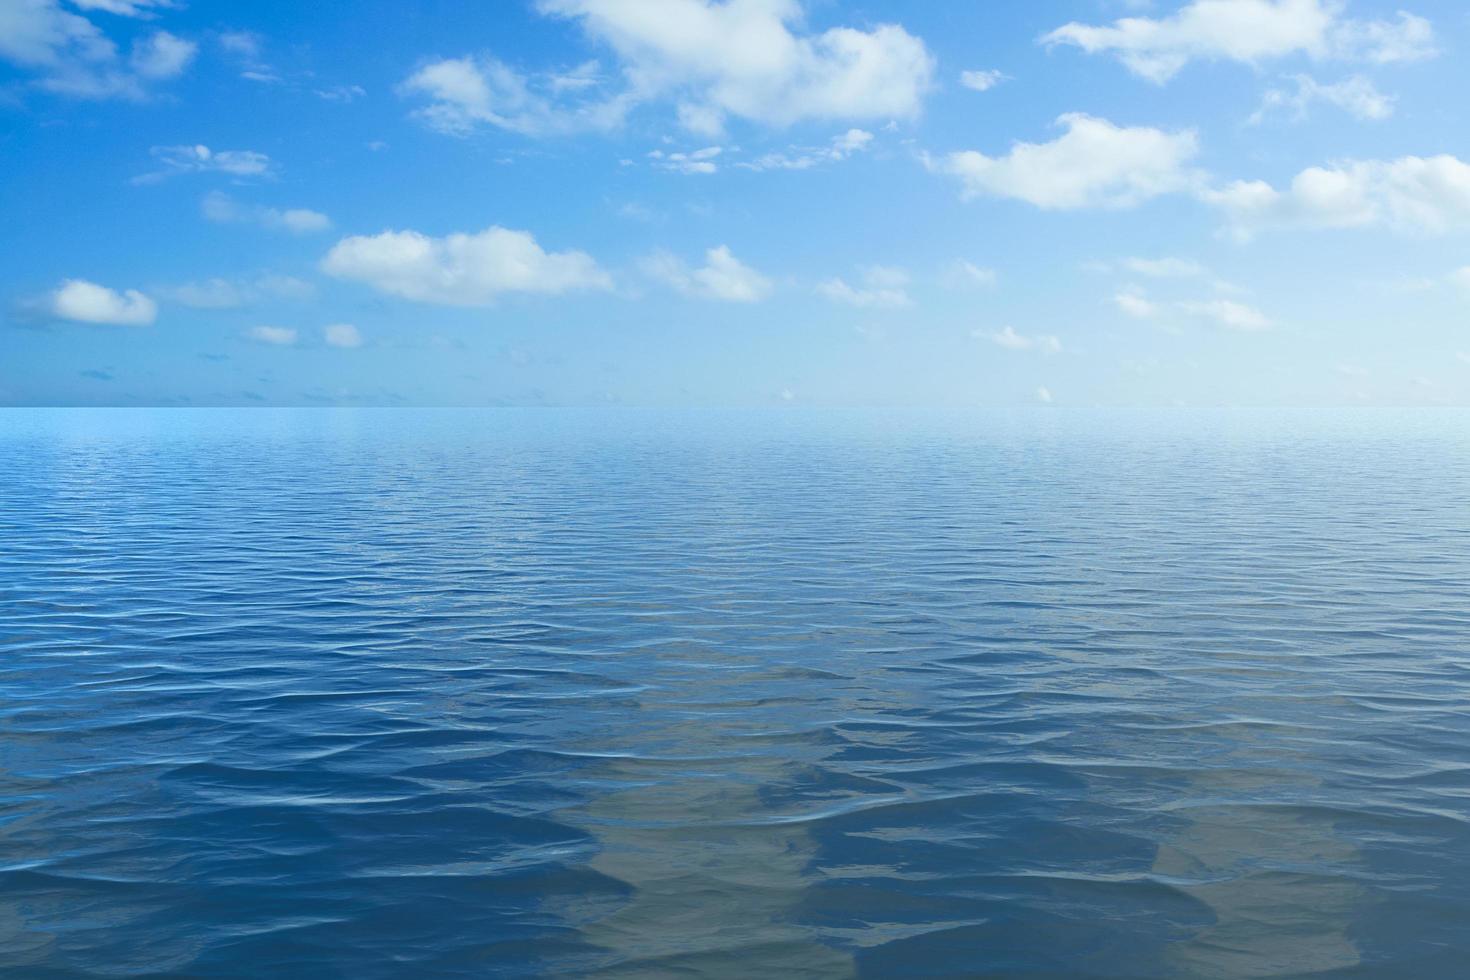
3, 409, 1468, 978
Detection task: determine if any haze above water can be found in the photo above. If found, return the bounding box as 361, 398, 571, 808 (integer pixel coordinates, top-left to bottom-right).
3, 408, 1468, 978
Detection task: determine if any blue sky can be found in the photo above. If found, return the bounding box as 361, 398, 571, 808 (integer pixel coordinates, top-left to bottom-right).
3, 0, 1468, 407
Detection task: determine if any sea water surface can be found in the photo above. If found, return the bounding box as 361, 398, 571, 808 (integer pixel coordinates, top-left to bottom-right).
2, 408, 1468, 979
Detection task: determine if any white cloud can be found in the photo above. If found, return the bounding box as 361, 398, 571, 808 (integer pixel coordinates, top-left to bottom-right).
70, 0, 175, 16
161, 278, 247, 309
134, 145, 273, 184
269, 209, 333, 234
1204, 155, 1470, 236
129, 30, 194, 79
400, 56, 631, 136
321, 225, 612, 306
959, 68, 1006, 92
641, 245, 773, 302
316, 84, 366, 102
535, 0, 935, 134
648, 145, 723, 174
217, 31, 262, 58
943, 260, 998, 289
740, 128, 873, 171
216, 29, 279, 82
1036, 386, 1054, 404
1451, 267, 1470, 291
1114, 290, 1160, 318
980, 325, 1062, 353
1043, 0, 1435, 84
1250, 73, 1393, 123
256, 275, 316, 301
324, 323, 363, 348
817, 266, 911, 308
247, 325, 297, 345
202, 192, 331, 234
927, 113, 1200, 209
49, 278, 157, 325
1179, 298, 1272, 330
1117, 288, 1271, 330
0, 0, 108, 67
0, 2, 194, 99
1332, 10, 1436, 64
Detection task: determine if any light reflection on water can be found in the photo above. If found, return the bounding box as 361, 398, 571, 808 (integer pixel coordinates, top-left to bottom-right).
2, 408, 1468, 979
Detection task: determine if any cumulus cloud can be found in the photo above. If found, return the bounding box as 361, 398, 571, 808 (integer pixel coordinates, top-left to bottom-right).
817, 266, 912, 308
133, 144, 274, 184
1203, 154, 1470, 236
641, 245, 773, 302
980, 325, 1062, 353
321, 225, 612, 306
0, 1, 195, 99
1043, 0, 1435, 83
405, 1, 934, 137
538, 0, 934, 133
927, 113, 1200, 209
740, 128, 873, 171
49, 278, 157, 325
959, 68, 1006, 92
202, 192, 331, 234
324, 323, 363, 348
247, 325, 297, 345
1249, 74, 1394, 123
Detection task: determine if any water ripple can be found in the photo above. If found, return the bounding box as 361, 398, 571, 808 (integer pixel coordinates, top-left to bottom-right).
2, 408, 1469, 978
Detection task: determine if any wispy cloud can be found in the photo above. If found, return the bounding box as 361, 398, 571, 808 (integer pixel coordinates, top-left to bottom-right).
1250, 74, 1395, 124
649, 146, 723, 175
978, 325, 1062, 353
133, 145, 274, 184
739, 129, 873, 172
959, 68, 1007, 92
641, 246, 773, 302
202, 192, 331, 234
818, 266, 912, 308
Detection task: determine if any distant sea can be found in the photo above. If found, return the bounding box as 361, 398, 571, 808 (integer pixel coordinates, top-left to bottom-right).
3, 408, 1468, 978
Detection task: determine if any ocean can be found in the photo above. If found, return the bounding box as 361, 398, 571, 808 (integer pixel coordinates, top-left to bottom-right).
3, 408, 1468, 978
